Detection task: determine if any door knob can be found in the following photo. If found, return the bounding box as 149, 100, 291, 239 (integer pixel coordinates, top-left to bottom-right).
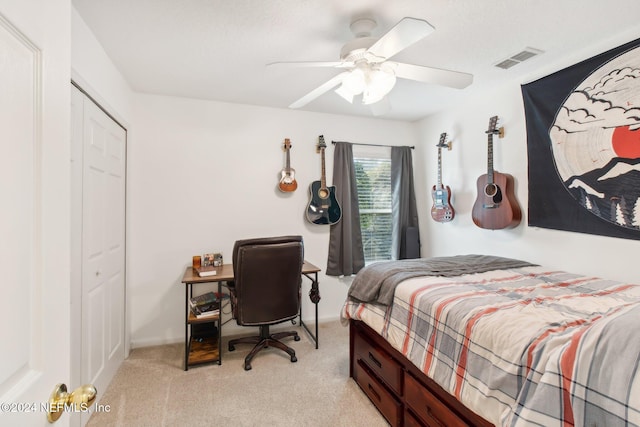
47, 383, 97, 423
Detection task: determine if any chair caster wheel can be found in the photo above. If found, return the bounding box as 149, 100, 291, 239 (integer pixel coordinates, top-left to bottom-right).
229, 344, 235, 352
294, 335, 300, 341
291, 355, 297, 363
244, 363, 252, 371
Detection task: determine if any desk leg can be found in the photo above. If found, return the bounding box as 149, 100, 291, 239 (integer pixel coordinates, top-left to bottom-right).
301, 272, 320, 349
315, 289, 318, 349
217, 281, 222, 365
184, 284, 190, 371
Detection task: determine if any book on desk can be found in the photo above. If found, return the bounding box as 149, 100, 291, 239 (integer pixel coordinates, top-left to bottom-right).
191, 304, 220, 319
189, 291, 216, 308
189, 291, 228, 308
189, 291, 221, 319
195, 265, 218, 277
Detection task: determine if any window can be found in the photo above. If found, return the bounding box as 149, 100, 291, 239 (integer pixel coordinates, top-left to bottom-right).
354, 150, 392, 263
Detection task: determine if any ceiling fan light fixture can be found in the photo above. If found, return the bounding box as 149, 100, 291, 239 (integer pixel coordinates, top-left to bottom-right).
343, 67, 366, 94
334, 67, 366, 103
362, 65, 396, 105
335, 84, 355, 103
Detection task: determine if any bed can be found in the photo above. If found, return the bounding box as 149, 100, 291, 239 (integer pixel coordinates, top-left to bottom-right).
341, 255, 640, 427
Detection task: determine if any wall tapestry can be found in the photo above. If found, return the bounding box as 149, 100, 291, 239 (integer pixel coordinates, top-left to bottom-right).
522, 37, 640, 240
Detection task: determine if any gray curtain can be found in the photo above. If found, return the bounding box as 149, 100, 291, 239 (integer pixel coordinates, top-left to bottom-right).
327, 142, 365, 276
391, 146, 420, 259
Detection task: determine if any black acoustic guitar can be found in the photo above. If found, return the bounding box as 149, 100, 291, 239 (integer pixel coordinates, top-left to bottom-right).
306, 135, 341, 225
431, 132, 455, 222
472, 116, 521, 229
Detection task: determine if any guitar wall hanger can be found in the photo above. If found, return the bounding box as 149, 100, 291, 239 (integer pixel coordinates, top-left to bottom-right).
485, 125, 505, 139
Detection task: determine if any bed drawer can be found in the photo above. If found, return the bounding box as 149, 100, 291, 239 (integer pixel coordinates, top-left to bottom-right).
353, 329, 402, 394
354, 359, 402, 427
404, 372, 468, 427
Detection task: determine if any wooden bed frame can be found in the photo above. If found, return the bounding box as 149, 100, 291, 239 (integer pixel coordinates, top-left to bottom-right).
349, 319, 494, 427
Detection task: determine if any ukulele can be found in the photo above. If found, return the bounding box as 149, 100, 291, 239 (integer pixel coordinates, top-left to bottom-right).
430, 132, 455, 222
278, 138, 298, 192
472, 116, 521, 229
305, 135, 341, 225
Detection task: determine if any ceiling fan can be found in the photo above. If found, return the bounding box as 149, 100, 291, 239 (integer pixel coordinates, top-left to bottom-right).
268, 15, 473, 110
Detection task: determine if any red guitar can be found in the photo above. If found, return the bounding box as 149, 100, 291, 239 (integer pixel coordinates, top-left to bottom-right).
472, 116, 521, 229
431, 132, 455, 222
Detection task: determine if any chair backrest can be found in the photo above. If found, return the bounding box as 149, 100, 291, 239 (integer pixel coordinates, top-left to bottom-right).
232, 235, 304, 326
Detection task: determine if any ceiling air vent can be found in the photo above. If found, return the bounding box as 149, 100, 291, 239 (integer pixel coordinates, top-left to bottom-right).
495, 47, 543, 69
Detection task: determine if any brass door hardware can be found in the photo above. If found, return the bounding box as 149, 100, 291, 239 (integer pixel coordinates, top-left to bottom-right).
47, 383, 97, 423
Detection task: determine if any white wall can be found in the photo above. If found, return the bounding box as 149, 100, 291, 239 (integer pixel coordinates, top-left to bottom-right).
71, 7, 133, 124
413, 30, 640, 285
129, 94, 417, 346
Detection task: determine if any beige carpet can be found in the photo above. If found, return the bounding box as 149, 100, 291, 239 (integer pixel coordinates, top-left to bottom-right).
86, 320, 388, 427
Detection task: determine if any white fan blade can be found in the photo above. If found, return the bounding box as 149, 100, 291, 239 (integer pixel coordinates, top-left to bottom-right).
289, 72, 350, 108
267, 61, 353, 69
394, 63, 473, 89
367, 17, 434, 61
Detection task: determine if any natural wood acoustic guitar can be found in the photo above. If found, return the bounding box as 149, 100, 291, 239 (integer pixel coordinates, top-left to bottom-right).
278, 138, 298, 192
305, 135, 341, 225
472, 116, 521, 229
431, 132, 455, 222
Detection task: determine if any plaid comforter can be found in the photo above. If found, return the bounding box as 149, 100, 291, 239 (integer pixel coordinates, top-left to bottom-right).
341, 264, 640, 426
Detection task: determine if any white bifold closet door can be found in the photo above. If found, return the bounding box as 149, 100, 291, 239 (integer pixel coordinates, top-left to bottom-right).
71, 85, 126, 426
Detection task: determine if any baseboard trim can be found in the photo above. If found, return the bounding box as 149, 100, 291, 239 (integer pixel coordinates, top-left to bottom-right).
130, 316, 343, 349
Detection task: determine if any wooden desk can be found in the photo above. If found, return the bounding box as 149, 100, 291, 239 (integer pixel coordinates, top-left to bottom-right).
181, 266, 229, 370
181, 261, 321, 370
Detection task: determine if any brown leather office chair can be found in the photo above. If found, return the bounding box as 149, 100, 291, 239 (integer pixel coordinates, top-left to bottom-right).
227, 235, 304, 370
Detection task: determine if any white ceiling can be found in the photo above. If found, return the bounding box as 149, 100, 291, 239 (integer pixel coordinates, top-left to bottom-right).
72, 0, 640, 122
